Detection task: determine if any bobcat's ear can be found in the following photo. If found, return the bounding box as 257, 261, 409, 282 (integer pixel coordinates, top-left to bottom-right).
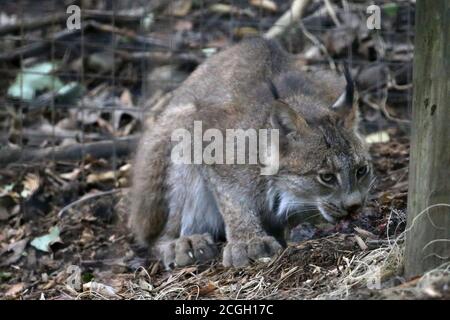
331, 65, 359, 130
270, 101, 312, 139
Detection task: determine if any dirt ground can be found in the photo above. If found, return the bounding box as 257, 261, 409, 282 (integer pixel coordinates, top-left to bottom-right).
0, 0, 449, 300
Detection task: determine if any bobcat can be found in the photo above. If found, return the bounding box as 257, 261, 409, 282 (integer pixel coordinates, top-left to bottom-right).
129, 38, 373, 268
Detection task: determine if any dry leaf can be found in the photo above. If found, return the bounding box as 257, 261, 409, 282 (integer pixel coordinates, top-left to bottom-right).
139, 278, 153, 292
354, 227, 377, 239
209, 4, 253, 16
365, 131, 390, 144
257, 257, 272, 264
209, 4, 234, 14
119, 164, 131, 174
86, 171, 116, 184
83, 281, 118, 298
41, 279, 56, 290
422, 285, 442, 298
80, 228, 95, 245
166, 0, 192, 17
60, 168, 81, 181
120, 89, 133, 107
198, 281, 217, 296
21, 173, 41, 198
234, 27, 258, 38
0, 238, 28, 266
5, 283, 25, 298
354, 235, 368, 251
250, 0, 278, 12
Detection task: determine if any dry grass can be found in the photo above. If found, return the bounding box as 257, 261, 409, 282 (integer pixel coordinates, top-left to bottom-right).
62, 232, 448, 300
122, 233, 358, 300
59, 207, 449, 300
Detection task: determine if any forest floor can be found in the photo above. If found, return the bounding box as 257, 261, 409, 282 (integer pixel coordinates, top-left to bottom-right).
5, 133, 437, 300
1, 133, 418, 300
0, 0, 449, 299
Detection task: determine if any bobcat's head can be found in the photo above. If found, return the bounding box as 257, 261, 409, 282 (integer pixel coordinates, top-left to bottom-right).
266, 68, 374, 224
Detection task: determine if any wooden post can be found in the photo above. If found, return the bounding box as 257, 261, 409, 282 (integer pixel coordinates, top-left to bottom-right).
405, 0, 450, 277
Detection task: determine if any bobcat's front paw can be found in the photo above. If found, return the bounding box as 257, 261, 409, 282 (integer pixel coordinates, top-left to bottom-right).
159, 233, 218, 269
222, 236, 282, 268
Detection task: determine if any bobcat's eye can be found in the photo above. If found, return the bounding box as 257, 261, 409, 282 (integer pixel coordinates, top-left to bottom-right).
319, 173, 336, 185
356, 165, 369, 178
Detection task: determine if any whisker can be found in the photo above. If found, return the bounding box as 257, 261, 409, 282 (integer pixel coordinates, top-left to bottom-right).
282, 201, 321, 206
301, 213, 323, 221
368, 176, 378, 192
285, 209, 320, 218
282, 202, 321, 218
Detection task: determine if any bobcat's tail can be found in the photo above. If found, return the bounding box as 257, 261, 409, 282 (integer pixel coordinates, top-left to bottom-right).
128, 133, 171, 245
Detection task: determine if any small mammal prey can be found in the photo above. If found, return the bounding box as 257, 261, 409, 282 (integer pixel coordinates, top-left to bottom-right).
129, 38, 373, 268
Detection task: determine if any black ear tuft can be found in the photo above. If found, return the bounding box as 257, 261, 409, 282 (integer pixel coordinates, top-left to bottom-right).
331, 63, 359, 130
332, 62, 355, 110
267, 79, 280, 100
342, 62, 354, 107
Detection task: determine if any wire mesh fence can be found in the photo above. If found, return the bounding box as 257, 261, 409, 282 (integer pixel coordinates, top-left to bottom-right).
0, 1, 414, 175
0, 0, 416, 243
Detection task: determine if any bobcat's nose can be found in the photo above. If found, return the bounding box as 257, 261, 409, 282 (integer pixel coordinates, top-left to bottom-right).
345, 203, 362, 215
343, 192, 363, 215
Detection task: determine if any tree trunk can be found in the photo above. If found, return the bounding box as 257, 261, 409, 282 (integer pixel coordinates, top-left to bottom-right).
405, 0, 450, 277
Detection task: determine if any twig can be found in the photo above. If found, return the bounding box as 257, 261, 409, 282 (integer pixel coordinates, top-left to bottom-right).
298, 22, 337, 71
0, 26, 84, 63
0, 4, 168, 36
264, 0, 312, 39
0, 20, 170, 63
0, 135, 139, 166
87, 21, 169, 47
324, 0, 341, 26
57, 189, 123, 218
362, 95, 410, 124
0, 13, 66, 36
115, 50, 203, 66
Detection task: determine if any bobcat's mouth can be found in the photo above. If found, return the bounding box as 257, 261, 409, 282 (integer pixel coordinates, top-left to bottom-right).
318, 201, 353, 224
318, 206, 336, 223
